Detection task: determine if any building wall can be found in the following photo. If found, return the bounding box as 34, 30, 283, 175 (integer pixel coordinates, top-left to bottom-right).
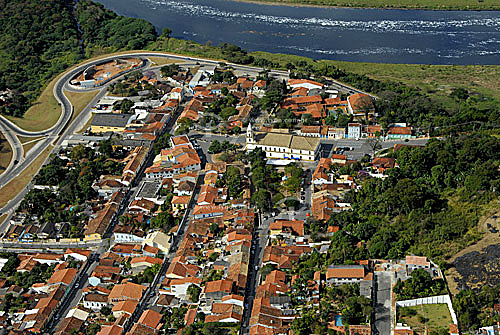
90, 125, 126, 134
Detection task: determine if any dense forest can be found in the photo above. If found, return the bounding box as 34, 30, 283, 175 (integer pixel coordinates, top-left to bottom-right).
0, 0, 157, 117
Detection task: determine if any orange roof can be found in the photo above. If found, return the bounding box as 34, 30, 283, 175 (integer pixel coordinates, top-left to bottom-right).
138, 309, 162, 329
348, 93, 374, 112
288, 79, 324, 88
203, 279, 234, 294
405, 255, 430, 267
48, 268, 77, 286
112, 299, 139, 315
269, 220, 304, 236
327, 265, 365, 279
97, 325, 123, 335
388, 126, 412, 135
108, 282, 145, 302
171, 195, 190, 205
184, 308, 197, 327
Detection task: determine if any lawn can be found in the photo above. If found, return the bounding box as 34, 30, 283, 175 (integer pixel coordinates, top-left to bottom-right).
0, 145, 53, 208
65, 89, 100, 122
397, 304, 453, 334
0, 133, 13, 173
239, 0, 500, 10
5, 74, 62, 132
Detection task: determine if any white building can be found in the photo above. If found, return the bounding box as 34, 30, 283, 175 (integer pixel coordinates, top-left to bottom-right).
246, 124, 320, 161
347, 123, 362, 140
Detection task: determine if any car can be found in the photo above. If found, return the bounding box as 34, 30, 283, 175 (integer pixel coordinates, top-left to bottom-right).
255, 266, 259, 271
13, 160, 18, 164
75, 283, 79, 288
301, 196, 305, 200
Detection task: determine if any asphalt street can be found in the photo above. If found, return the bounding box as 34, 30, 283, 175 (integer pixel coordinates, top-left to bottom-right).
373, 271, 393, 335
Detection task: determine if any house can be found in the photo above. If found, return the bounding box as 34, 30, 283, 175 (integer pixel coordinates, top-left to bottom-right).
347, 93, 375, 119
162, 277, 202, 298
193, 205, 227, 220
48, 268, 78, 287
90, 113, 131, 134
202, 279, 235, 300
269, 220, 304, 238
97, 325, 123, 335
371, 157, 396, 173
327, 127, 345, 139
137, 309, 163, 330
83, 293, 109, 311
246, 124, 321, 161
113, 224, 145, 243
85, 203, 118, 240
347, 123, 362, 140
288, 79, 324, 90
130, 256, 163, 274
112, 300, 138, 319
108, 282, 146, 304
387, 126, 412, 139
363, 125, 382, 138
142, 231, 171, 253
326, 265, 370, 285
64, 249, 92, 262
129, 198, 156, 214
405, 255, 430, 271
171, 195, 190, 211
300, 126, 321, 137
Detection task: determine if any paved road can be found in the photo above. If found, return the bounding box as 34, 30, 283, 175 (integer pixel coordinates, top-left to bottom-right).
373, 271, 393, 335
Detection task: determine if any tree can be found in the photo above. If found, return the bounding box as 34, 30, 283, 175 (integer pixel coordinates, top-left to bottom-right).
208, 140, 222, 154
252, 189, 270, 211
187, 284, 201, 303
100, 306, 112, 316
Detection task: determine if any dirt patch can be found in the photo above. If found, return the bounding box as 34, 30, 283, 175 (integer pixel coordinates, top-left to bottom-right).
446, 206, 500, 294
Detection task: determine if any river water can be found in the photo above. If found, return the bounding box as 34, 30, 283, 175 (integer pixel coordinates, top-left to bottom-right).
95, 0, 500, 64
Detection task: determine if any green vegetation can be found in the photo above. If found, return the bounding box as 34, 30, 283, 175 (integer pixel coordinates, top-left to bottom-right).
0, 253, 55, 291
19, 141, 124, 238
0, 0, 156, 118
187, 284, 202, 303
233, 0, 500, 10
398, 304, 452, 335
75, 0, 156, 57
130, 263, 160, 284
325, 134, 500, 264
453, 284, 500, 331
225, 166, 243, 199
291, 283, 372, 334
393, 269, 446, 300
163, 306, 188, 331
182, 322, 240, 335
248, 148, 282, 211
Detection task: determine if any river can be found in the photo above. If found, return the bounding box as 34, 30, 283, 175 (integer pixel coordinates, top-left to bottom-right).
95, 0, 500, 65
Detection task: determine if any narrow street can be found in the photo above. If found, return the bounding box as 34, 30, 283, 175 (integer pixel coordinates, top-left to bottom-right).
373, 271, 393, 335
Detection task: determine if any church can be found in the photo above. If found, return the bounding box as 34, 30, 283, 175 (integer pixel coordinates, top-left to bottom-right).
245, 124, 321, 161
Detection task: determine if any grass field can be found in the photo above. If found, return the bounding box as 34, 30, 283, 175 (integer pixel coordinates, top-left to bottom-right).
5, 75, 62, 132
0, 133, 13, 173
238, 0, 500, 10
65, 89, 100, 120
0, 145, 53, 208
398, 304, 452, 334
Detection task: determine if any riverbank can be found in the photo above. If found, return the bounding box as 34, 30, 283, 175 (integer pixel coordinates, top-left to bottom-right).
233, 0, 500, 10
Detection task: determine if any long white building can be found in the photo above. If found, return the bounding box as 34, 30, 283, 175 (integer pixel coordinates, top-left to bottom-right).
245, 124, 320, 161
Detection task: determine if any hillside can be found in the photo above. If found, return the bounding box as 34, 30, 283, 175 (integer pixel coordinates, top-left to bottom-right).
0, 0, 156, 117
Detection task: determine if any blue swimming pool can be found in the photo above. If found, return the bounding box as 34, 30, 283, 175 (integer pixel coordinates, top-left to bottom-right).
335, 315, 343, 327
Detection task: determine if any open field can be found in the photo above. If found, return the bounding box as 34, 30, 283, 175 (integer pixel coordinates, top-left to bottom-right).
65, 89, 100, 121
148, 56, 185, 67
236, 0, 500, 10
5, 75, 62, 132
397, 304, 452, 334
0, 134, 13, 173
0, 145, 53, 208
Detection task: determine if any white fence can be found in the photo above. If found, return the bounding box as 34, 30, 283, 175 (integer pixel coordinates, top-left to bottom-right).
395, 294, 458, 326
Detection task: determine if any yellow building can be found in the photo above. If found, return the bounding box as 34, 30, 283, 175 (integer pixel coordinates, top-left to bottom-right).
90, 113, 131, 134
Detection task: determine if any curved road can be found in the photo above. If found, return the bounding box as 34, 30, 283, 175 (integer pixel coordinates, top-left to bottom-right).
0, 51, 371, 223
